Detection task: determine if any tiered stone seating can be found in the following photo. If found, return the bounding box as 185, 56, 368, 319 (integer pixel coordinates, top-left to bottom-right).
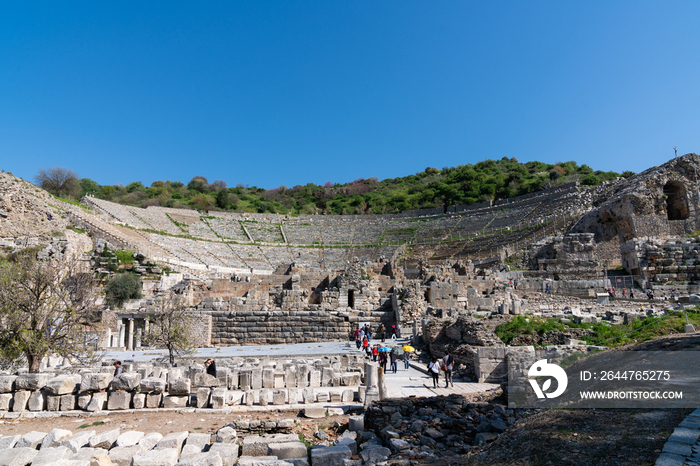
243, 221, 285, 243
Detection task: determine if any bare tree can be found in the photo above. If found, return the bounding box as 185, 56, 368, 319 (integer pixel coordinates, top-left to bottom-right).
0, 254, 101, 372
142, 293, 197, 365
35, 167, 81, 198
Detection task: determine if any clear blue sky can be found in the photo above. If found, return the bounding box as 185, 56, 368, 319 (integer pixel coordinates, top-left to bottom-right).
2, 2, 699, 189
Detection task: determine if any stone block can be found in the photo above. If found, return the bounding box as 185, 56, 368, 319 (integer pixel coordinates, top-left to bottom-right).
86, 392, 107, 412
262, 368, 274, 389
329, 390, 342, 403
239, 371, 252, 391
316, 391, 329, 403
15, 373, 53, 390
131, 448, 179, 466
138, 432, 163, 450
31, 446, 72, 465
284, 366, 296, 388
245, 390, 255, 406
12, 390, 30, 412
110, 373, 142, 391
296, 365, 309, 388
177, 452, 224, 466
28, 389, 46, 411
341, 373, 361, 387
227, 390, 244, 406
109, 445, 146, 466
147, 392, 163, 408
77, 391, 92, 410
156, 431, 189, 453
241, 434, 300, 457
184, 432, 210, 450
60, 394, 77, 411
0, 375, 17, 393
196, 387, 211, 408
71, 447, 109, 462
310, 445, 352, 466
0, 435, 20, 449
341, 390, 354, 403
163, 395, 188, 408
272, 389, 286, 405
41, 428, 72, 448
89, 428, 121, 449
16, 431, 47, 449
61, 430, 96, 453
287, 388, 301, 404
309, 371, 321, 388
81, 373, 113, 391
208, 443, 239, 466
194, 373, 220, 388
169, 378, 191, 396
116, 430, 145, 447
0, 392, 12, 410
259, 389, 270, 406
302, 388, 315, 404
0, 448, 38, 466
274, 372, 285, 389
140, 377, 166, 393
133, 392, 146, 409
303, 406, 326, 419
268, 441, 308, 459
108, 391, 132, 410
251, 368, 263, 390
211, 387, 226, 409
45, 375, 80, 395
215, 426, 237, 444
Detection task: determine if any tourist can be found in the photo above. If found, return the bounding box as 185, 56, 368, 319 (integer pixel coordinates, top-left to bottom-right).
372, 345, 378, 362
622, 289, 626, 299
378, 323, 386, 342
113, 361, 123, 376
630, 288, 635, 299
545, 282, 551, 294
378, 350, 388, 373
205, 359, 217, 378
513, 280, 518, 290
389, 351, 398, 374
355, 329, 362, 349
391, 325, 397, 340
403, 351, 410, 370
428, 356, 440, 388
367, 325, 372, 341
442, 351, 454, 388
362, 336, 369, 353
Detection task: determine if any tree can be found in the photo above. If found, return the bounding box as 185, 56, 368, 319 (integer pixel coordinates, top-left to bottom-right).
0, 254, 101, 372
104, 273, 142, 307
142, 293, 196, 365
215, 190, 229, 209
35, 167, 80, 198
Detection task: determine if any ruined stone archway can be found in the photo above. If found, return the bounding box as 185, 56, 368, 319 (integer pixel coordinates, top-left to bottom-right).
664, 180, 690, 220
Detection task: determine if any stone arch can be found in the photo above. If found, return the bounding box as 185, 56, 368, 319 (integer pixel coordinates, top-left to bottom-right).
664, 180, 690, 220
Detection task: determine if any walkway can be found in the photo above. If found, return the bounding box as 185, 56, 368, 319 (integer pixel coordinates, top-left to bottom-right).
381, 363, 499, 398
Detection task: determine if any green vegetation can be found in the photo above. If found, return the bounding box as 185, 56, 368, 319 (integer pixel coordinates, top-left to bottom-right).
37, 159, 629, 215
104, 273, 142, 307
114, 249, 135, 265
496, 311, 700, 348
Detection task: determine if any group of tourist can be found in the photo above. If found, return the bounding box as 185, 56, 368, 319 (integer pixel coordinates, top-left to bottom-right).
354, 323, 398, 350
353, 324, 409, 374
427, 350, 455, 388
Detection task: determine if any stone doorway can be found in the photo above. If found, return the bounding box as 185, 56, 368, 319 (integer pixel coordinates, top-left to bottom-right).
664, 180, 690, 220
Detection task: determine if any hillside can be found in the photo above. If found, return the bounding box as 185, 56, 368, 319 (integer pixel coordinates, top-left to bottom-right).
54, 159, 628, 215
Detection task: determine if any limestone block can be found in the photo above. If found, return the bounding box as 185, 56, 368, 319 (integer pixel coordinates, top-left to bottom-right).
302, 388, 315, 404
341, 373, 361, 387
12, 390, 30, 412
156, 431, 189, 453
262, 368, 274, 389
146, 392, 163, 408
245, 390, 255, 406
211, 387, 226, 409
0, 448, 38, 466
60, 394, 77, 411
310, 445, 352, 466
138, 432, 163, 450
86, 392, 108, 412
215, 426, 237, 444
41, 428, 72, 448
45, 375, 80, 395
251, 368, 263, 390
296, 365, 309, 388
61, 430, 96, 453
316, 391, 329, 403
81, 373, 113, 391
287, 388, 302, 404
110, 373, 141, 391
131, 448, 179, 466
89, 454, 113, 466
77, 391, 92, 410
175, 452, 224, 466
239, 371, 252, 391
194, 373, 220, 388
341, 389, 354, 403
309, 371, 321, 388
30, 445, 72, 465
196, 387, 211, 408
184, 432, 210, 450
15, 373, 53, 390
28, 389, 46, 411
140, 377, 166, 393
241, 434, 300, 457
272, 389, 286, 405
284, 367, 296, 388
168, 378, 191, 396
109, 445, 146, 466
208, 443, 239, 466
16, 431, 47, 449
163, 395, 188, 408
0, 435, 20, 449
227, 390, 244, 406
0, 375, 17, 393
116, 430, 144, 447
273, 372, 285, 389
329, 390, 342, 403
321, 368, 333, 387
71, 447, 109, 461
89, 429, 120, 449
268, 442, 308, 460
0, 392, 12, 410
303, 407, 326, 419
108, 391, 132, 410
259, 389, 270, 406
133, 393, 146, 409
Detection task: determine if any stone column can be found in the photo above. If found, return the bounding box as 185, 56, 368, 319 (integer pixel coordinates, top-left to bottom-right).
135, 328, 142, 349
118, 322, 125, 348
144, 318, 149, 335
363, 362, 379, 408
127, 318, 134, 351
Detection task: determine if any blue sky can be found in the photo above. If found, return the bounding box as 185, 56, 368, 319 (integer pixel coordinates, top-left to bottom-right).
1, 2, 699, 189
